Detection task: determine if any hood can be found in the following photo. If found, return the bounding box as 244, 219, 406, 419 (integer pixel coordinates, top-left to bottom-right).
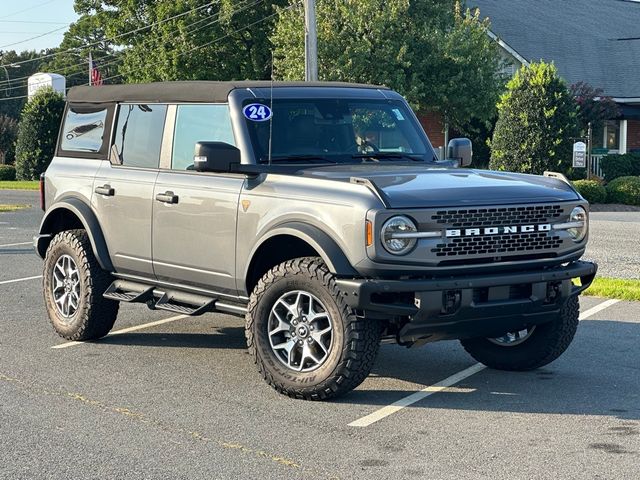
301, 164, 580, 208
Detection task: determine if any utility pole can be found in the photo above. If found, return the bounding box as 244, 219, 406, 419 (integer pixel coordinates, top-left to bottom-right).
304, 0, 318, 81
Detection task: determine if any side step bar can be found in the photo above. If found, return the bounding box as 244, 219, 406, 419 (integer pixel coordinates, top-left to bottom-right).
104, 280, 154, 303
102, 280, 247, 317
155, 292, 215, 316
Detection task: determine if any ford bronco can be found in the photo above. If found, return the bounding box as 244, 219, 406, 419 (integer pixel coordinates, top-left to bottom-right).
35, 81, 597, 400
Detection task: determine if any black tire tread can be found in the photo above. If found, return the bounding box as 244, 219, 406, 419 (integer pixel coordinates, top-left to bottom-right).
43, 229, 118, 340
245, 257, 380, 400
460, 296, 580, 371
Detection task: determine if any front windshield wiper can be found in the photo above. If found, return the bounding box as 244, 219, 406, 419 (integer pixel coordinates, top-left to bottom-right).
261, 154, 338, 164
351, 152, 425, 162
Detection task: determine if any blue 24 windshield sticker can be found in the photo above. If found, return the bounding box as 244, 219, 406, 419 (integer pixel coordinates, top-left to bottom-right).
243, 103, 273, 122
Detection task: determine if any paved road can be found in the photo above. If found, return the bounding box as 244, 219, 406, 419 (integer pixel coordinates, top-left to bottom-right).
1, 191, 639, 479
585, 211, 640, 279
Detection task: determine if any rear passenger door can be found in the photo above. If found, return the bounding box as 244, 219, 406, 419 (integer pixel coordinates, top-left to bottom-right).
152, 104, 243, 295
92, 103, 167, 277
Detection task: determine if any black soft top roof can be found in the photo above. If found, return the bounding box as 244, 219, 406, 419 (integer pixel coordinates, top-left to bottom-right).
67, 81, 389, 104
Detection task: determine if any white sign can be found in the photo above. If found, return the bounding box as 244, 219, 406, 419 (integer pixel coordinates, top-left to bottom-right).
572, 141, 587, 168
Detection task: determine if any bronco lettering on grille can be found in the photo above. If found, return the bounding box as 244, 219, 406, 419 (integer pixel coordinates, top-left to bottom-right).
445, 224, 552, 238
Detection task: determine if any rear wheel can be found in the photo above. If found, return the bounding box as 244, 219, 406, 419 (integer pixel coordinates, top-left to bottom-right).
460, 296, 579, 371
245, 257, 381, 400
43, 229, 119, 340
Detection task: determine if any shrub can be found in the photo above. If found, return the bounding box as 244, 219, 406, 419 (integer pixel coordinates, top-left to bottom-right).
489, 62, 578, 175
0, 164, 16, 181
606, 176, 640, 206
566, 167, 587, 181
600, 153, 640, 181
14, 88, 65, 180
0, 114, 18, 164
572, 179, 607, 203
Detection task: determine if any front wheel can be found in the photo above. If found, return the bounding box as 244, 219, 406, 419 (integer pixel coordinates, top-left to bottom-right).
245, 257, 381, 400
460, 296, 579, 371
43, 229, 119, 340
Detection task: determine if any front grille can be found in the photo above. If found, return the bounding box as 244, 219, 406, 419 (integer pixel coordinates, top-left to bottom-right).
431, 205, 563, 228
432, 231, 562, 257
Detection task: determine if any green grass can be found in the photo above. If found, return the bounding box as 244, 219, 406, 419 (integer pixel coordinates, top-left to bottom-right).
582, 277, 640, 302
0, 180, 40, 190
0, 204, 30, 213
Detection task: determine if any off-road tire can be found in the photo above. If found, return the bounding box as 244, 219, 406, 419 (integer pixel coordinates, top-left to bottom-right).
245, 257, 381, 400
43, 229, 119, 340
460, 296, 579, 371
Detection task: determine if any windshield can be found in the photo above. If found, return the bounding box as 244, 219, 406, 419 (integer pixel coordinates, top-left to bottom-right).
243, 98, 435, 164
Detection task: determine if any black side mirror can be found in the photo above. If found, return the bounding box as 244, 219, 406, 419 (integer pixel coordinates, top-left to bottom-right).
194, 141, 241, 173
447, 138, 473, 167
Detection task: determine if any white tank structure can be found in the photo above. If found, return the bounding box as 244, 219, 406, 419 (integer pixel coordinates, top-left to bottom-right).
28, 73, 66, 100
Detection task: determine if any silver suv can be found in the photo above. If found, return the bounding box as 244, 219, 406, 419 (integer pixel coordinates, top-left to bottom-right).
35, 81, 597, 400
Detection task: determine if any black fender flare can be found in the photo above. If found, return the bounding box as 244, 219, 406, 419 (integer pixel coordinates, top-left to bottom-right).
245, 221, 358, 280
37, 197, 113, 271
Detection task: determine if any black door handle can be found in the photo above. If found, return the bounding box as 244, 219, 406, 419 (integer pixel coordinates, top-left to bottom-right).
95, 184, 114, 196
155, 191, 179, 204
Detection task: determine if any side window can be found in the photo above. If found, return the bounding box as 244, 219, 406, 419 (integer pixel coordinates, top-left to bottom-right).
113, 103, 167, 169
60, 106, 108, 153
171, 104, 235, 170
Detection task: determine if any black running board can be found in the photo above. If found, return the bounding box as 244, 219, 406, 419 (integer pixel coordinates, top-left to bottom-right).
104, 280, 154, 303
155, 292, 214, 316
102, 279, 247, 317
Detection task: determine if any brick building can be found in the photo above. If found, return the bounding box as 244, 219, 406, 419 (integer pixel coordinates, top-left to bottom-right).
423, 0, 640, 160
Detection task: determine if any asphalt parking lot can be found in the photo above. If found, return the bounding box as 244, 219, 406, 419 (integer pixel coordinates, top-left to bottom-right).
1, 191, 639, 480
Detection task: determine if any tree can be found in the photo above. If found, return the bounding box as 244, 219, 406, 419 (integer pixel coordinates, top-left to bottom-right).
0, 49, 48, 120
0, 114, 18, 164
14, 88, 65, 180
272, 1, 504, 130
569, 81, 620, 135
42, 9, 119, 88
54, 0, 288, 84
489, 62, 578, 175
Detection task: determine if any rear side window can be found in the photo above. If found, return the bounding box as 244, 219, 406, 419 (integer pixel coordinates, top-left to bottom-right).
113, 104, 167, 169
171, 104, 235, 170
60, 107, 108, 153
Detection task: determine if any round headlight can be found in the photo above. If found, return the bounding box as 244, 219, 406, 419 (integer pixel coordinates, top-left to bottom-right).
381, 216, 418, 255
568, 206, 587, 242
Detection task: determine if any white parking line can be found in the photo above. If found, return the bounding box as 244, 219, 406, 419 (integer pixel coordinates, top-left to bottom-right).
348, 363, 486, 427
51, 314, 189, 349
0, 241, 32, 248
579, 299, 620, 320
0, 275, 42, 286
349, 297, 621, 427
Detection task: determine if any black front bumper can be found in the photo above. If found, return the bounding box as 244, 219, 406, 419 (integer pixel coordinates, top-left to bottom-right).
336, 261, 597, 342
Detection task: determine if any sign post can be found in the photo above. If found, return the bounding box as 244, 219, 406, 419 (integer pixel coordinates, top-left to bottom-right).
572, 141, 587, 169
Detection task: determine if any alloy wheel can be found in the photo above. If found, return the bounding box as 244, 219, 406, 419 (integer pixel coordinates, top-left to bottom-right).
51, 254, 81, 320
268, 290, 333, 372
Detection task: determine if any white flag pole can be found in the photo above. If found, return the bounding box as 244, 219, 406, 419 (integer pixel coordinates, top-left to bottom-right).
88, 52, 92, 86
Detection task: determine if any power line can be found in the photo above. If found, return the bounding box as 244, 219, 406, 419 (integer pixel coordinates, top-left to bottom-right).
5, 1, 216, 69
0, 25, 68, 49
0, 20, 70, 25
0, 1, 299, 102
101, 2, 299, 84
0, 0, 57, 20
0, 0, 266, 91
0, 0, 286, 101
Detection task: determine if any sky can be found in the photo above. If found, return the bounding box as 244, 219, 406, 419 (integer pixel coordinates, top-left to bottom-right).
0, 0, 78, 53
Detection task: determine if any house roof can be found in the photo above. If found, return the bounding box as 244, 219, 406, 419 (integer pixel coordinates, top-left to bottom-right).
469, 0, 640, 100
66, 81, 388, 104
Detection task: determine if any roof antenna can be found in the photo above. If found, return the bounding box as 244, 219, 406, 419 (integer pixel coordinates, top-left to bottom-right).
268, 50, 274, 166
